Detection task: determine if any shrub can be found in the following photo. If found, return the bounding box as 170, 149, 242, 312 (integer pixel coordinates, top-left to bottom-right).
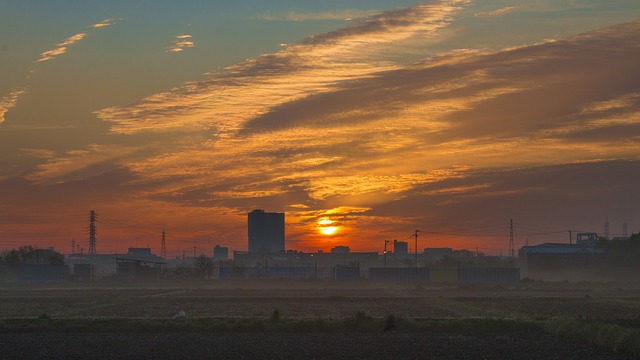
271, 308, 280, 322
383, 314, 396, 332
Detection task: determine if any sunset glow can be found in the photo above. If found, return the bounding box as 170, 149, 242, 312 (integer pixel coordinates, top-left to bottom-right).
318, 218, 339, 236
1, 1, 639, 256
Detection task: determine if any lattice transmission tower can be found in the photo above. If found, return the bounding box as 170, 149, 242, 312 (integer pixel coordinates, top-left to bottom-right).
509, 219, 514, 258
161, 229, 167, 259
88, 210, 97, 255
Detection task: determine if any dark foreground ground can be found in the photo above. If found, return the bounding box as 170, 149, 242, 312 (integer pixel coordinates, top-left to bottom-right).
0, 331, 633, 360
2, 281, 640, 359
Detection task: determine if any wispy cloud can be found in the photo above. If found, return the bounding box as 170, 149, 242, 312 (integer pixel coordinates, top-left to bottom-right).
259, 9, 381, 22
92, 18, 118, 28
37, 18, 120, 63
167, 34, 195, 53
475, 6, 516, 18
37, 33, 87, 62
98, 0, 469, 134
90, 17, 640, 223
0, 18, 122, 125
24, 144, 144, 183
19, 2, 640, 251
0, 89, 26, 124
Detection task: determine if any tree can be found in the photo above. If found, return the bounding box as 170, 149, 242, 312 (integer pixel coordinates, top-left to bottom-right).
0, 246, 64, 266
194, 254, 214, 279
1, 246, 36, 266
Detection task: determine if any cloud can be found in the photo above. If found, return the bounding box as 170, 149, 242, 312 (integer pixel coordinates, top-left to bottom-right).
15, 3, 640, 252
37, 18, 120, 63
0, 89, 26, 124
475, 6, 516, 18
20, 148, 57, 160
37, 33, 87, 62
92, 18, 118, 28
167, 34, 195, 53
259, 9, 381, 22
97, 0, 469, 134
23, 144, 145, 183
97, 18, 640, 231
0, 18, 122, 126
89, 12, 640, 208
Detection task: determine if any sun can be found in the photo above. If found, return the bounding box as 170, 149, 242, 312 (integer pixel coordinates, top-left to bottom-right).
317, 218, 338, 236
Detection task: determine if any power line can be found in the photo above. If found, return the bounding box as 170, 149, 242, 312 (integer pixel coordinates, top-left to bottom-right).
416, 229, 567, 237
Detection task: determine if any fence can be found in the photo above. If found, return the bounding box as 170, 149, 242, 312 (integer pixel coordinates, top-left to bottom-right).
368, 267, 429, 283
458, 267, 520, 284
216, 265, 359, 280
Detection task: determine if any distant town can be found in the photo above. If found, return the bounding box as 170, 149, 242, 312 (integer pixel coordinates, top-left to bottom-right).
1, 209, 638, 284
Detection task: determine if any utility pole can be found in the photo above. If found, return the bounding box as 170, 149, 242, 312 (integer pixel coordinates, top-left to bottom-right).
509, 219, 514, 258
568, 230, 572, 245
384, 240, 392, 268
413, 230, 420, 268
88, 210, 97, 255
71, 238, 75, 255
604, 216, 610, 239
161, 229, 167, 259
623, 218, 628, 238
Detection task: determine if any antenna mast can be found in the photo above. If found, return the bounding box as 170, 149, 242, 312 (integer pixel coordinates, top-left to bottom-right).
413, 230, 420, 268
88, 210, 97, 255
161, 229, 167, 259
509, 219, 514, 258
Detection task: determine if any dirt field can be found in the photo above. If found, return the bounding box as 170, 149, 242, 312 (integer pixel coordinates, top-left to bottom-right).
0, 331, 633, 359
1, 280, 639, 358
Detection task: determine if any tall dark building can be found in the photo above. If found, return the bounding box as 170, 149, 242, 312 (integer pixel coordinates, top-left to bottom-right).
394, 240, 408, 258
213, 245, 229, 262
248, 209, 285, 253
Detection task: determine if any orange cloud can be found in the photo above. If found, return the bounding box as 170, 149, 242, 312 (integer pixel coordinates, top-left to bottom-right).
92, 18, 118, 28
11, 3, 640, 254
0, 89, 26, 124
259, 9, 381, 22
475, 6, 515, 18
168, 34, 195, 53
38, 33, 87, 62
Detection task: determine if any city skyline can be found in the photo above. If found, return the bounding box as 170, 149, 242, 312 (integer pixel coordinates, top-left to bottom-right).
1, 1, 639, 256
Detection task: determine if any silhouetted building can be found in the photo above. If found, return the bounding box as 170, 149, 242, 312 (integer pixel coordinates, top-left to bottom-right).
331, 245, 350, 254
213, 245, 229, 262
394, 240, 408, 258
116, 258, 163, 281
518, 243, 604, 279
248, 209, 285, 253
125, 247, 164, 262
576, 232, 599, 248
73, 263, 96, 281
424, 248, 453, 263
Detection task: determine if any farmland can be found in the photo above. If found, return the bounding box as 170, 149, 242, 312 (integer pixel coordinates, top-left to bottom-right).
1, 280, 639, 359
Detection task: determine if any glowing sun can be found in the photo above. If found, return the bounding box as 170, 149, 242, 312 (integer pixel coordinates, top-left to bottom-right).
317, 218, 338, 236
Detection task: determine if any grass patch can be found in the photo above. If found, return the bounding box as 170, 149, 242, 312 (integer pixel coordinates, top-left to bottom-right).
545, 318, 640, 357
3, 315, 640, 357
0, 316, 538, 334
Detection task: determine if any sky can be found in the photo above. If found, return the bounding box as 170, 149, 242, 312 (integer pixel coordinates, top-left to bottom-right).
1, 0, 639, 257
